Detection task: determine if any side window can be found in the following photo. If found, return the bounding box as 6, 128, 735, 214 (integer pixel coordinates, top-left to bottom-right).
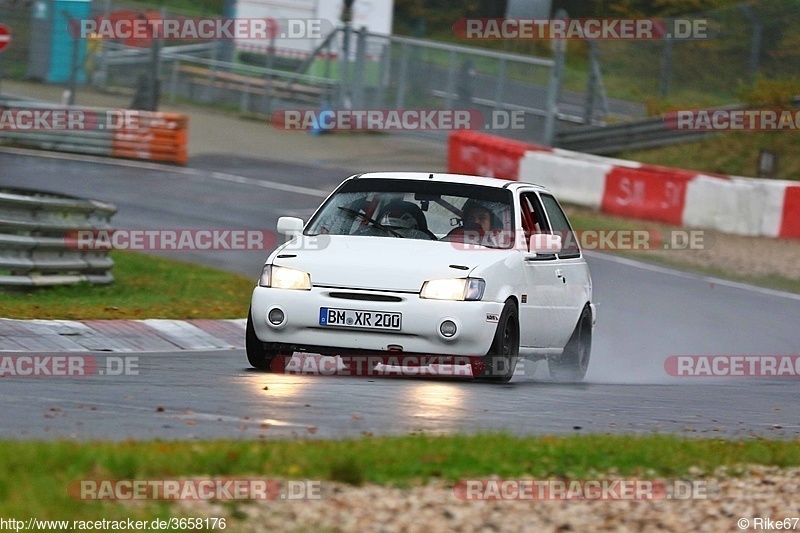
519, 192, 550, 252
540, 194, 581, 259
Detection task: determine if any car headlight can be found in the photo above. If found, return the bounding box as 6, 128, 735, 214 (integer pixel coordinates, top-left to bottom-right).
420, 278, 485, 301
259, 265, 311, 290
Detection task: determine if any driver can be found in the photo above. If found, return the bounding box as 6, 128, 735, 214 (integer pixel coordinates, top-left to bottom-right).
371, 200, 433, 239
445, 199, 508, 246
377, 201, 425, 230
461, 199, 503, 232
463, 203, 493, 232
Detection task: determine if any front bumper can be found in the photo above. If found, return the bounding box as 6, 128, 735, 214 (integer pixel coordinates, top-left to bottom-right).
251, 285, 504, 357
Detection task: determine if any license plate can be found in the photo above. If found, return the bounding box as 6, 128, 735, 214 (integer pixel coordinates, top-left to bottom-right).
319, 307, 402, 331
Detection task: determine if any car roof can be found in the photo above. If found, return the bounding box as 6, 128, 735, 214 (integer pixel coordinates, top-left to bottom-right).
352, 172, 548, 192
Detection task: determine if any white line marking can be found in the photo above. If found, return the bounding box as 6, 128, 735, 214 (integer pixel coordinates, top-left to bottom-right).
584, 251, 800, 302
0, 146, 330, 197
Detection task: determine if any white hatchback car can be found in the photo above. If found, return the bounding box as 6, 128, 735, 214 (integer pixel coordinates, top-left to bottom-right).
247, 172, 595, 382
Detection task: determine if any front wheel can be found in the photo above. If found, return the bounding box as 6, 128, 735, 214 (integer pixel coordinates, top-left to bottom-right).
246, 309, 280, 371
474, 301, 519, 383
549, 305, 592, 382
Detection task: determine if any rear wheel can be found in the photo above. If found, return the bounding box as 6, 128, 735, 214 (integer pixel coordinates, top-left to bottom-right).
549, 305, 592, 382
246, 309, 279, 371
475, 301, 519, 383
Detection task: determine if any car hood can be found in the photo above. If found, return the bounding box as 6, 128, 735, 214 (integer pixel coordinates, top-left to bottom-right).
270, 235, 511, 292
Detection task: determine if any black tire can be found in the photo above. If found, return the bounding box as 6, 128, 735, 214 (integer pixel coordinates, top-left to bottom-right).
246, 309, 276, 370
476, 301, 519, 383
549, 305, 592, 382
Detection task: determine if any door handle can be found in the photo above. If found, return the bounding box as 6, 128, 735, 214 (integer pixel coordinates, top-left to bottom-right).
556, 269, 566, 283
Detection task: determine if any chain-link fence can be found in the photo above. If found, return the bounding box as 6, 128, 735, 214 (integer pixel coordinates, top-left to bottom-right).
3, 0, 798, 145
580, 0, 800, 113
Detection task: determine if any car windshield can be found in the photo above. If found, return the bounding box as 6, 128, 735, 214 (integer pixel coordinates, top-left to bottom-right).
305, 178, 515, 248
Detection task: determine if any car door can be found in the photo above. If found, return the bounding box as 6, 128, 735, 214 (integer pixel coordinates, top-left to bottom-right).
517, 191, 569, 349
539, 192, 590, 348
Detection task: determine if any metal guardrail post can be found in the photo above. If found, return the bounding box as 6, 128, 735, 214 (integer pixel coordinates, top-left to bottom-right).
543, 39, 566, 146
169, 58, 179, 104
0, 188, 117, 288
352, 26, 367, 109
659, 34, 673, 99
494, 57, 507, 111
396, 42, 409, 110
241, 76, 251, 113
444, 50, 457, 110
376, 40, 391, 108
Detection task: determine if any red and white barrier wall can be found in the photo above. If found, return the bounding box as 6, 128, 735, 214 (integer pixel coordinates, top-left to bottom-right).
448, 131, 800, 239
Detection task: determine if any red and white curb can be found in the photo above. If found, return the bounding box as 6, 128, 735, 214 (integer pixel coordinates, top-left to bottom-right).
0, 318, 246, 352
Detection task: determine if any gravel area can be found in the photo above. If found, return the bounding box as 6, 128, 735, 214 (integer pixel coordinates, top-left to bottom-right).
180, 466, 800, 532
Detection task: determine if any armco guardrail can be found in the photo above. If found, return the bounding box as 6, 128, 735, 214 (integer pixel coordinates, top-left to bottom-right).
0, 97, 188, 165
555, 116, 712, 154
0, 189, 117, 287
556, 98, 800, 155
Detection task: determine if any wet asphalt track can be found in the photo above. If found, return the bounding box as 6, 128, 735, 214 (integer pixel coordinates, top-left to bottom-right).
1, 149, 799, 440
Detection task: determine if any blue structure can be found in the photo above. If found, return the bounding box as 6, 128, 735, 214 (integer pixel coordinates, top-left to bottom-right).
28, 0, 90, 84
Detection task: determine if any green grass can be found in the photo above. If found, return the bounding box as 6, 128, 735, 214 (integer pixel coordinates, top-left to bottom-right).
2, 434, 799, 518
620, 131, 800, 181
0, 251, 255, 319
566, 208, 800, 294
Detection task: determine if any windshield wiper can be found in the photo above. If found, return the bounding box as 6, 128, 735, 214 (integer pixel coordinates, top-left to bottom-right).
338, 207, 404, 238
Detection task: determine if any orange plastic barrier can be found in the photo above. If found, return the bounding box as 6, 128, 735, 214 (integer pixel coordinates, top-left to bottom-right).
448, 131, 550, 181
112, 112, 188, 165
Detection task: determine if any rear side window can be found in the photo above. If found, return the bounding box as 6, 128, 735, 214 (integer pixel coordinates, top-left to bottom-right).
519, 192, 549, 251
540, 194, 581, 259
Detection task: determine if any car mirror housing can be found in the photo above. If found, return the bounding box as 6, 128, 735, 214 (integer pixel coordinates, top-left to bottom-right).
277, 217, 305, 237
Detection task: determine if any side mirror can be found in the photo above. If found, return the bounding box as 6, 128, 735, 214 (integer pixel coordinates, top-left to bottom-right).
526, 234, 562, 257
277, 217, 304, 237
